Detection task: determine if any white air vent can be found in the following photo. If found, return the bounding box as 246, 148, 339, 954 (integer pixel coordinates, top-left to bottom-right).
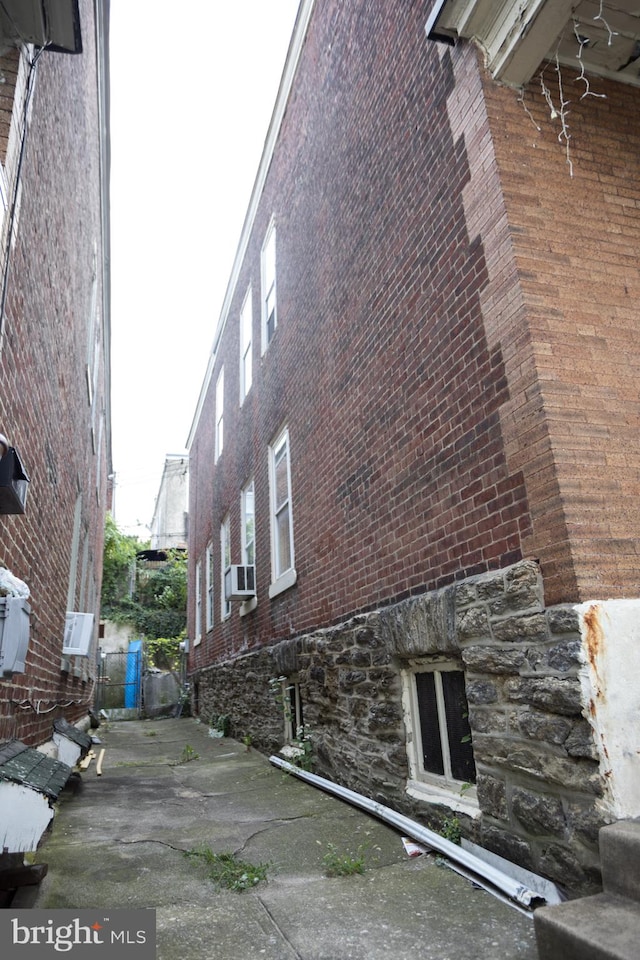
63, 612, 94, 657
224, 564, 256, 601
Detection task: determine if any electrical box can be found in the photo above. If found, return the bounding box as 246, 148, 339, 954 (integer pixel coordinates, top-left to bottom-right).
62, 612, 94, 657
0, 597, 31, 677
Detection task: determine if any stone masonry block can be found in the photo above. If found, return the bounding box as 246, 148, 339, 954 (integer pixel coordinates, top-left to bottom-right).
463, 645, 526, 674
511, 786, 566, 836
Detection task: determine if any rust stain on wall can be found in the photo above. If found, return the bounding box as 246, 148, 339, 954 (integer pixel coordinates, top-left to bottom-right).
583, 603, 605, 700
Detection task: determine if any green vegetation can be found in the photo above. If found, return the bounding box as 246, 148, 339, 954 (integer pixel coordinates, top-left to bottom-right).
101, 513, 141, 613
145, 636, 183, 672
322, 842, 367, 877
100, 513, 187, 643
178, 745, 199, 764
185, 848, 268, 892
214, 715, 231, 736
440, 816, 462, 845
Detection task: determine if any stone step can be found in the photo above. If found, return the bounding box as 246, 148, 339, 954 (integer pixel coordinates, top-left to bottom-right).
534, 892, 640, 960
600, 820, 640, 902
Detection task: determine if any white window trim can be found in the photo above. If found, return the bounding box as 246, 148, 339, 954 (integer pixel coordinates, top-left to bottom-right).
240, 286, 253, 403
215, 367, 224, 462
205, 543, 214, 632
268, 426, 296, 597
241, 479, 255, 566
240, 480, 257, 616
220, 515, 231, 620
260, 218, 277, 355
194, 560, 202, 646
401, 660, 479, 817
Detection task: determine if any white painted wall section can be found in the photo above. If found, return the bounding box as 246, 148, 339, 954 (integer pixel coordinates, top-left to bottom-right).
0, 781, 54, 852
577, 599, 640, 820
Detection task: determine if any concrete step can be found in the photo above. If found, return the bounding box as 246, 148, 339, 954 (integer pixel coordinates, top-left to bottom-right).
600, 820, 640, 902
534, 892, 640, 960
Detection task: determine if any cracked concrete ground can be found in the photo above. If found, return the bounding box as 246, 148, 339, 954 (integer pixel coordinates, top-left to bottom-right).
15, 718, 539, 960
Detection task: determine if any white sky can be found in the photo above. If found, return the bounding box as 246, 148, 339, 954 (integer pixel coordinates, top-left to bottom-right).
109, 1, 300, 539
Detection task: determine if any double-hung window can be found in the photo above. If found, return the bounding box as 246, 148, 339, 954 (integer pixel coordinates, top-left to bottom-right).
240, 287, 252, 402
194, 560, 202, 646
205, 543, 214, 632
220, 515, 231, 620
268, 427, 295, 596
242, 480, 255, 566
403, 661, 476, 806
215, 368, 224, 462
261, 220, 277, 353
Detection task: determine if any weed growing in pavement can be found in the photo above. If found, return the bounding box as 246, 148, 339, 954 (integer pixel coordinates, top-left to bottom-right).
143, 730, 157, 737
321, 842, 367, 877
185, 847, 268, 892
177, 744, 199, 764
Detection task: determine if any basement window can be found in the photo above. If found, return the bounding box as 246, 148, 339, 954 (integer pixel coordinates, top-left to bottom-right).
282, 677, 303, 743
403, 661, 477, 810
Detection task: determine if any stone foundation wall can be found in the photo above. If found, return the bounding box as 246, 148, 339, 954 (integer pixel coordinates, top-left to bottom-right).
191, 559, 607, 895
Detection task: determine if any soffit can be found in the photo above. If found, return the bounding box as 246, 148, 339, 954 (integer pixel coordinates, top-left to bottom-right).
427, 0, 640, 87
0, 0, 82, 55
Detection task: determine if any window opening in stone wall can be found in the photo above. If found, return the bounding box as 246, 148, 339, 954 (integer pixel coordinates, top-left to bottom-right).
277, 676, 303, 743
415, 665, 476, 786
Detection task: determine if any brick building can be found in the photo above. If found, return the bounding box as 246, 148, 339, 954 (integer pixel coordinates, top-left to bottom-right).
187, 0, 640, 894
0, 0, 111, 747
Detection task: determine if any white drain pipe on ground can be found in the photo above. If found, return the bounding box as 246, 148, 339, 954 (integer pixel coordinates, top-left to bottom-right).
269, 756, 547, 912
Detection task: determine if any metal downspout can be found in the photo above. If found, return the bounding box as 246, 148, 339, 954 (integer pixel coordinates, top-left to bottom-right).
269, 756, 546, 911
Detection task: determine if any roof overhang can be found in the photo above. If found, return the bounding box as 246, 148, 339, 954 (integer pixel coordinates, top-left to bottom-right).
0, 0, 82, 55
426, 0, 640, 88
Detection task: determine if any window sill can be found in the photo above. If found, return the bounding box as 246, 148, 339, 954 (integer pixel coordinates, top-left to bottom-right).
405, 778, 480, 818
269, 568, 297, 599
239, 597, 258, 617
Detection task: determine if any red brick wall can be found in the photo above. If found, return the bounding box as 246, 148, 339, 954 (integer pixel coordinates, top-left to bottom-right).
188, 0, 532, 668
189, 2, 640, 670
0, 0, 109, 744
480, 58, 640, 603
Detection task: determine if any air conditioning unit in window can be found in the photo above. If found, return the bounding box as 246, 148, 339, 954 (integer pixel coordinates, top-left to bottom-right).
0, 597, 31, 677
63, 612, 94, 657
224, 564, 256, 601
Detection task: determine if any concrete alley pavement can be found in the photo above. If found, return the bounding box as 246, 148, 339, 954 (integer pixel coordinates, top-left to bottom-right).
16, 718, 539, 960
